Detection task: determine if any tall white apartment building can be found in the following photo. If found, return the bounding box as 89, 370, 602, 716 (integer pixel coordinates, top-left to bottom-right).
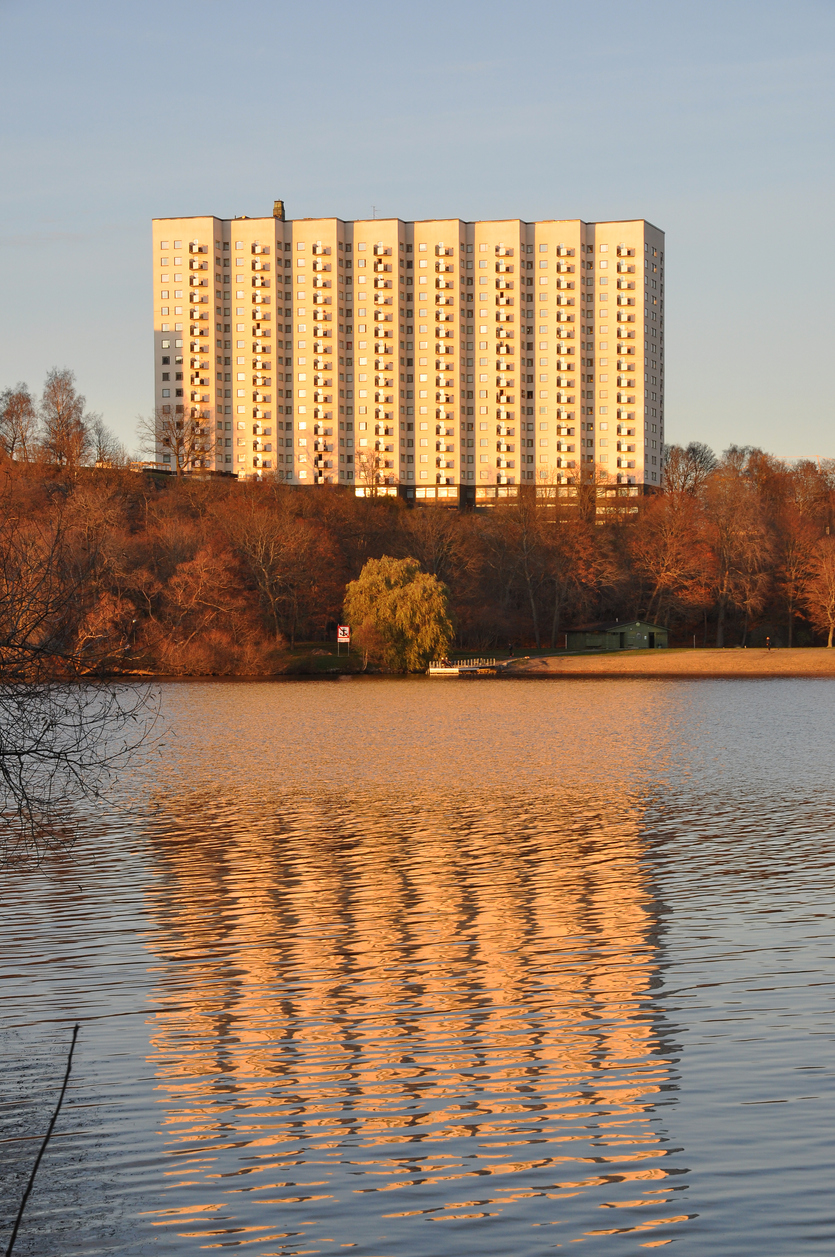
152, 207, 664, 497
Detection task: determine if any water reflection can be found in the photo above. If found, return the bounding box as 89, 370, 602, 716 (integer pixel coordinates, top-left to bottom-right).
142, 784, 690, 1252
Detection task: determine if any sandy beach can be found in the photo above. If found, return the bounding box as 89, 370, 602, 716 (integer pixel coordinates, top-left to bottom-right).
499, 648, 835, 678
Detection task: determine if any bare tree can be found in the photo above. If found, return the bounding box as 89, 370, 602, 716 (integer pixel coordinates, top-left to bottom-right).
802, 536, 835, 647
399, 506, 459, 581
703, 464, 772, 646
629, 493, 713, 625
663, 442, 718, 495
0, 485, 156, 865
0, 384, 38, 461
137, 406, 208, 475
90, 416, 127, 467
218, 500, 334, 647
354, 446, 391, 497
40, 368, 92, 468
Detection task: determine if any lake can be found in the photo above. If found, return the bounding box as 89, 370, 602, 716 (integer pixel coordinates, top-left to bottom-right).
2, 678, 834, 1254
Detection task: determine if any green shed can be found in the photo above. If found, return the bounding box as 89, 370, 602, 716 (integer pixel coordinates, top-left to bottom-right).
565, 620, 668, 651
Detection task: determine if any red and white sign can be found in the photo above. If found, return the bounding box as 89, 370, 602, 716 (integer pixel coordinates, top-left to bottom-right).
337, 625, 351, 642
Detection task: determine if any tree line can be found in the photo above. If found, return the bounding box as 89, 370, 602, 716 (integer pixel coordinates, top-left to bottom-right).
0, 434, 834, 677
1, 369, 127, 469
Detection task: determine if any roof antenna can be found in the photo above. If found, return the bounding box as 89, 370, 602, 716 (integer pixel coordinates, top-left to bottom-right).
372, 205, 376, 219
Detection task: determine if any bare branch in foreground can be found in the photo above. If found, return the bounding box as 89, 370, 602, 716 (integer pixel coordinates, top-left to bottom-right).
4, 1024, 80, 1257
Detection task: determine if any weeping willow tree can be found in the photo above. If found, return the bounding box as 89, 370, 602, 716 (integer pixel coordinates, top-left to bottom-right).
344, 555, 455, 672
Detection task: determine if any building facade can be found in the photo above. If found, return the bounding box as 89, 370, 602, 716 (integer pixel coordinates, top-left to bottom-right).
151, 208, 664, 492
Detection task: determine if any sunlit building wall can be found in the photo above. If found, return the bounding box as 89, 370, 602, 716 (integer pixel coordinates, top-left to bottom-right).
151, 209, 664, 489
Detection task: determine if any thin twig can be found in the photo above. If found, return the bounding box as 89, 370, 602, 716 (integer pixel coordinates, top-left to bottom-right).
4, 1023, 79, 1257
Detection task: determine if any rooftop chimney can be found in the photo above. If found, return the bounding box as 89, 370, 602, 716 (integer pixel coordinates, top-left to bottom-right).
273, 200, 286, 221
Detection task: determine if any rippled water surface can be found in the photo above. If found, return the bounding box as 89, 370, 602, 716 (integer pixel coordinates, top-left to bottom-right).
2, 678, 835, 1254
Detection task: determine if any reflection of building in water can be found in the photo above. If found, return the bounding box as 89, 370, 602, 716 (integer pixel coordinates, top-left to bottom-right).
141, 787, 682, 1235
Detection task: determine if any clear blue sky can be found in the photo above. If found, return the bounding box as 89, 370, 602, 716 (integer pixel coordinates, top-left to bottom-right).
1, 0, 833, 458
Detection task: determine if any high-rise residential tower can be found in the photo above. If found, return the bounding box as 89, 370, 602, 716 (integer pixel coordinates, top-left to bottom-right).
151, 208, 664, 497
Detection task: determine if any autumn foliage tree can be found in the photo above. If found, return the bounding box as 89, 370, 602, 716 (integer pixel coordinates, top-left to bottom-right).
0, 390, 834, 666
802, 537, 835, 647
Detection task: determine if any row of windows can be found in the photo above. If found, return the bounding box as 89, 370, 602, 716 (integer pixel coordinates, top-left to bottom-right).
163, 237, 661, 262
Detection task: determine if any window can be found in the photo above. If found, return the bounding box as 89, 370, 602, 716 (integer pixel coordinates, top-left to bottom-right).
599, 244, 608, 253
419, 243, 426, 251
297, 242, 305, 250
479, 260, 487, 269
235, 241, 243, 250
539, 244, 547, 253
539, 260, 548, 268
160, 241, 169, 250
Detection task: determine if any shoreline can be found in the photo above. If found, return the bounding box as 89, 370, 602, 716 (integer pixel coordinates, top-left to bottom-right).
106, 647, 835, 681
494, 647, 835, 679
